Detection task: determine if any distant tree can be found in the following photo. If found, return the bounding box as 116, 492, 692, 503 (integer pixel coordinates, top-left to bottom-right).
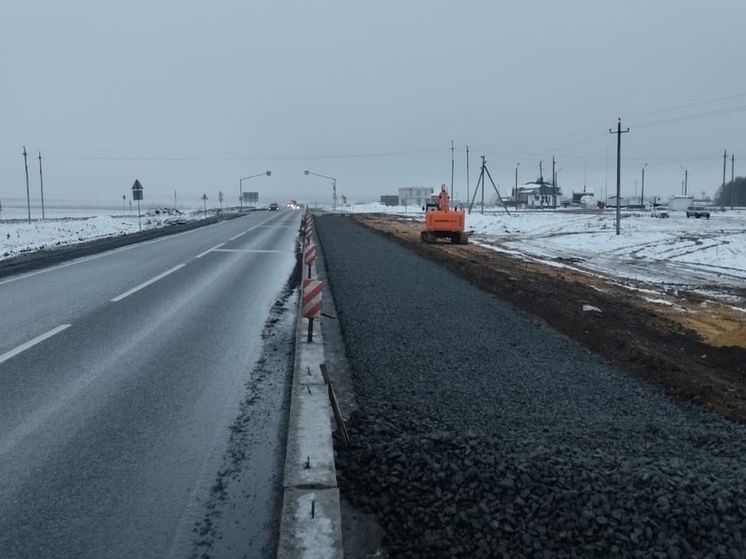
714, 176, 746, 207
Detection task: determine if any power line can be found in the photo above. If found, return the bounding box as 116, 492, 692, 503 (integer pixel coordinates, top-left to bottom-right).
35, 147, 448, 163
633, 103, 746, 130
626, 91, 746, 119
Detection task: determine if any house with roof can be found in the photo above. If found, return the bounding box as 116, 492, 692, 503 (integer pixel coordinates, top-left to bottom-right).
515, 179, 562, 208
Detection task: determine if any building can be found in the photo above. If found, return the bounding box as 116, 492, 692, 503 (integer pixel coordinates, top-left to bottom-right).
398, 187, 433, 207
606, 196, 629, 208
380, 195, 399, 206
668, 195, 694, 211
571, 189, 595, 205
516, 181, 562, 208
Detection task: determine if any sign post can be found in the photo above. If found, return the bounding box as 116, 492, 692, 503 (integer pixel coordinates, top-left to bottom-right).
131, 179, 144, 231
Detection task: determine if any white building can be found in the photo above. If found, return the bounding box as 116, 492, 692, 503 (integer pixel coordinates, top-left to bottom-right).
398, 187, 433, 207
606, 196, 629, 208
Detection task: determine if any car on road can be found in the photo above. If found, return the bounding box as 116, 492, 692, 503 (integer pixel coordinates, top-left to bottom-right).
686, 205, 711, 219
269, 202, 280, 211
651, 208, 669, 218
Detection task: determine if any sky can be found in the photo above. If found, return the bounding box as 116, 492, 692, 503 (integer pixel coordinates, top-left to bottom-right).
2, 0, 746, 209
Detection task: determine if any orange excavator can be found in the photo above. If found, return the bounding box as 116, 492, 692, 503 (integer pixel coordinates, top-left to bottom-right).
421, 184, 468, 244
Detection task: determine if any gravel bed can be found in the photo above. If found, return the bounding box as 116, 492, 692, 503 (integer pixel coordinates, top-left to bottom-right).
314, 214, 746, 559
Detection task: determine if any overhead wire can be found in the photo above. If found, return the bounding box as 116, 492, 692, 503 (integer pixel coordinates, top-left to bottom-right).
632, 103, 746, 130
626, 91, 746, 119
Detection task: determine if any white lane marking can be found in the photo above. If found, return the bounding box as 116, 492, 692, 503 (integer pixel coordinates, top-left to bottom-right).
195, 243, 225, 259
0, 324, 72, 365
111, 263, 186, 302
213, 249, 288, 254
229, 224, 259, 241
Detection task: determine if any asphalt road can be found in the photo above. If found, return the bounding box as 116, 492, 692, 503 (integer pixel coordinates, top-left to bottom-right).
0, 210, 301, 558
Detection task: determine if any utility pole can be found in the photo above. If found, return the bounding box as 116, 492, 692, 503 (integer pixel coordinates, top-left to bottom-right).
539, 160, 544, 208
609, 118, 629, 236
515, 162, 520, 207
467, 155, 510, 215
641, 163, 647, 205
722, 150, 728, 210
22, 146, 31, 224
38, 151, 46, 220
450, 140, 455, 200
731, 154, 736, 209
552, 156, 557, 210
583, 159, 588, 193
466, 145, 470, 206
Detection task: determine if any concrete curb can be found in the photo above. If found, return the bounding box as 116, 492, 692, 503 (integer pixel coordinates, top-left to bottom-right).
277, 257, 344, 558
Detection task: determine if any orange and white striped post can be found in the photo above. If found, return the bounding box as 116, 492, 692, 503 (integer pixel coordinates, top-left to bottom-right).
302, 279, 323, 342
304, 242, 317, 278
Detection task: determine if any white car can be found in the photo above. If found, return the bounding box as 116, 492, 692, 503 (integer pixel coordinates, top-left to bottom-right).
651, 208, 669, 218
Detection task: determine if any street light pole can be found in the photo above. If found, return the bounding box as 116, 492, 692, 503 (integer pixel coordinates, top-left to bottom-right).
641, 163, 647, 205
515, 162, 519, 207
239, 171, 271, 211
304, 170, 337, 210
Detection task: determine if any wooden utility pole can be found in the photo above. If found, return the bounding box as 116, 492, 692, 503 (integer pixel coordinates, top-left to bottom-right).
539, 160, 544, 208
552, 156, 557, 208
23, 146, 31, 224
38, 151, 45, 220
609, 118, 629, 235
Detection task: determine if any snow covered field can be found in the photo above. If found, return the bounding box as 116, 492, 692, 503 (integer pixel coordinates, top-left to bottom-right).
471, 208, 746, 286
347, 203, 746, 309
0, 208, 206, 260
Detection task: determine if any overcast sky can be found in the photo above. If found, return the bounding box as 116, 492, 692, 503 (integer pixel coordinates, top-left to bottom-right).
2, 0, 745, 209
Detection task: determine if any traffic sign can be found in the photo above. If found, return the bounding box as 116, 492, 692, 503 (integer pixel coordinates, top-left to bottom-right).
131, 179, 144, 201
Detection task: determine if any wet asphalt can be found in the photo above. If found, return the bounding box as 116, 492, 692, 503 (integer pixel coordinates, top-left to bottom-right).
0, 211, 301, 558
